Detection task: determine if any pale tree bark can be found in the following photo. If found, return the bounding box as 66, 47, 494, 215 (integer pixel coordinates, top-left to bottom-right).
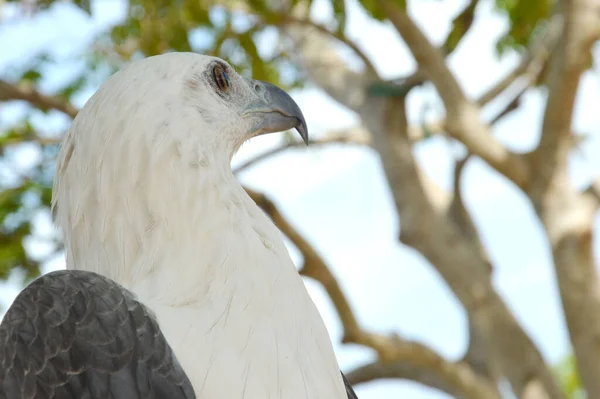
525, 0, 600, 397
376, 2, 531, 189
0, 80, 78, 118
279, 1, 571, 398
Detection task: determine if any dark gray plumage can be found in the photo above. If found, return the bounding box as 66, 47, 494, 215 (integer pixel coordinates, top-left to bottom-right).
0, 270, 195, 399
0, 268, 359, 399
342, 372, 359, 399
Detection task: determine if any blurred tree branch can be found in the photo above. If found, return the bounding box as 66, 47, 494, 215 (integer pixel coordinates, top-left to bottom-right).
274, 15, 378, 75
0, 80, 78, 118
448, 155, 498, 383
476, 15, 562, 107
367, 0, 483, 96
380, 93, 563, 399
233, 127, 370, 174
282, 4, 567, 396
367, 18, 560, 140
346, 360, 459, 397
378, 0, 530, 190
232, 121, 452, 175
282, 9, 375, 109
525, 0, 600, 396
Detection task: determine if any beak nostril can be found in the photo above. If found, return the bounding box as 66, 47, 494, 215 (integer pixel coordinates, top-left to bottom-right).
244, 80, 308, 144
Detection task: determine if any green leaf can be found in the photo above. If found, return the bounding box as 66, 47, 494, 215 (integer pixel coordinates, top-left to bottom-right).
358, 0, 387, 21
56, 75, 87, 101
39, 186, 53, 207
181, 1, 210, 25
239, 28, 269, 81
554, 354, 585, 399
332, 0, 347, 34
20, 69, 42, 84
494, 0, 551, 54
0, 187, 26, 224
73, 0, 92, 15
443, 0, 480, 54
367, 81, 412, 97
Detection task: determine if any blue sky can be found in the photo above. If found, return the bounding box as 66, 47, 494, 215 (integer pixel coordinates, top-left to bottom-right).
1, 0, 599, 398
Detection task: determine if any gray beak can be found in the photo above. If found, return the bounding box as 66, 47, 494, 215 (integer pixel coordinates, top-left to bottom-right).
243, 80, 309, 145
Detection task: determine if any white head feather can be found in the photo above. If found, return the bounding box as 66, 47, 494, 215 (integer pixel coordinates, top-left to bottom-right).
51, 52, 345, 398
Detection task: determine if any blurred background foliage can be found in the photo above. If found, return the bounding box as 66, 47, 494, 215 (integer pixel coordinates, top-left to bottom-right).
0, 0, 555, 282
0, 0, 582, 396
554, 355, 585, 399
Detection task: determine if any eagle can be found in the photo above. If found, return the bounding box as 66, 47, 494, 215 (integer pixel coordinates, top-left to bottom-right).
0, 53, 359, 399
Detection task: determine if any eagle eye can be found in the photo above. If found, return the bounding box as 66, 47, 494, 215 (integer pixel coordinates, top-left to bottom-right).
212, 64, 230, 92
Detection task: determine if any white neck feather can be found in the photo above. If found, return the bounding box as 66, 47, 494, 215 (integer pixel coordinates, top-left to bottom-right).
54, 114, 286, 305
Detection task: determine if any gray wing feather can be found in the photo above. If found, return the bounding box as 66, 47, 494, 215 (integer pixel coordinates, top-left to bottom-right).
342, 371, 359, 399
0, 270, 196, 399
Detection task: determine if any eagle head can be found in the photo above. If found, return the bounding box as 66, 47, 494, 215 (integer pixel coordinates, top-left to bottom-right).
51, 53, 307, 282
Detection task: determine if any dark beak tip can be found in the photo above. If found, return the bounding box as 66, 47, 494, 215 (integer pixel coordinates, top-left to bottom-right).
296, 122, 309, 146
253, 80, 309, 145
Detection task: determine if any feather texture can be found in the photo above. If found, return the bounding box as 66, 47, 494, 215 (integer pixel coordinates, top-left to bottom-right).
0, 270, 195, 399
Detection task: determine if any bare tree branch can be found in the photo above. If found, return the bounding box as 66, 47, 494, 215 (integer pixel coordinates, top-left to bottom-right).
377, 0, 530, 189
342, 337, 500, 399
461, 319, 499, 382
369, 0, 482, 97
378, 2, 464, 109
0, 80, 78, 118
369, 0, 483, 98
246, 187, 500, 399
447, 155, 498, 384
365, 93, 564, 399
447, 155, 479, 250
346, 354, 498, 399
526, 2, 600, 395
476, 67, 524, 109
282, 11, 566, 396
476, 16, 562, 107
233, 122, 449, 174
448, 157, 498, 385
346, 360, 457, 397
532, 5, 599, 183
282, 5, 376, 112
367, 69, 428, 98
274, 15, 378, 75
233, 127, 370, 174
487, 94, 523, 125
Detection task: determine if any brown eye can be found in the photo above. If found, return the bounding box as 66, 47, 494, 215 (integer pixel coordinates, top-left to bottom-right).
212, 64, 230, 92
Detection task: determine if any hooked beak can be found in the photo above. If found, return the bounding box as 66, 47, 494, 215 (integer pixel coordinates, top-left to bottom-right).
242, 80, 309, 145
